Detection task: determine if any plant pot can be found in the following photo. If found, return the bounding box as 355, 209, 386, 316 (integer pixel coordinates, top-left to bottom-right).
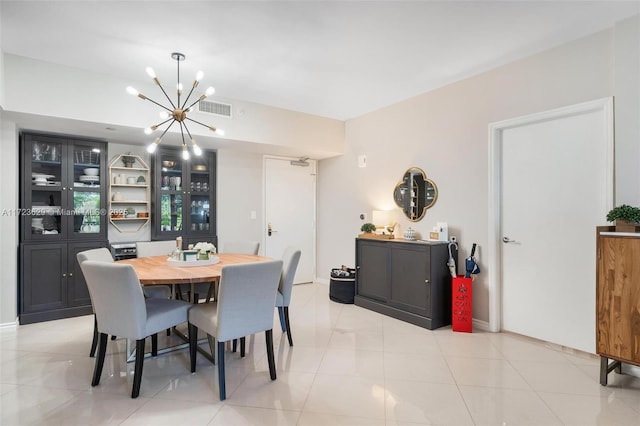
615, 219, 638, 232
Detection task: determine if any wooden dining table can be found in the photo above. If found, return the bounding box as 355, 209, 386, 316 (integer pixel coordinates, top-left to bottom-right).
116, 253, 271, 361
118, 253, 271, 285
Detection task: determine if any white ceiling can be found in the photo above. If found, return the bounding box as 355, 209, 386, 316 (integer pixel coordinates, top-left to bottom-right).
1, 1, 639, 122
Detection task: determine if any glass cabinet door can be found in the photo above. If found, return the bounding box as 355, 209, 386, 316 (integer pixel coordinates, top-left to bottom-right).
189, 157, 211, 233
159, 151, 184, 234
152, 148, 216, 242
70, 143, 103, 237
27, 135, 64, 240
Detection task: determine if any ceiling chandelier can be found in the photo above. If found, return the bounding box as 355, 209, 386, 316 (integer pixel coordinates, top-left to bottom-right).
126, 52, 224, 160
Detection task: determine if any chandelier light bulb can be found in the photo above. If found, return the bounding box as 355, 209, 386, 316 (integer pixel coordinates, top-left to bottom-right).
215, 129, 225, 136
144, 127, 153, 135
159, 111, 170, 119
145, 67, 156, 79
182, 145, 190, 160
147, 138, 160, 153
196, 71, 204, 81
205, 86, 215, 97
177, 82, 183, 92
126, 86, 139, 96
191, 140, 202, 156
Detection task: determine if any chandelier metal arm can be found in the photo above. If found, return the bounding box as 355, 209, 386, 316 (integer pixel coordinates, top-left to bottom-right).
185, 116, 217, 132
153, 79, 177, 110
180, 81, 199, 111
183, 95, 207, 114
140, 94, 174, 113
149, 117, 174, 132
158, 119, 177, 140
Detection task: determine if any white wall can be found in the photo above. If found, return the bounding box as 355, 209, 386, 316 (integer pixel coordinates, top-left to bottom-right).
0, 119, 19, 325
613, 15, 640, 205
317, 20, 639, 324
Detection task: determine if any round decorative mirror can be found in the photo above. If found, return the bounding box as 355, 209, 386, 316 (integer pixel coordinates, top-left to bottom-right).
393, 167, 438, 222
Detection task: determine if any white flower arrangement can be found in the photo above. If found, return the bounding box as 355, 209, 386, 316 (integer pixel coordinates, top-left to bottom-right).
193, 242, 217, 254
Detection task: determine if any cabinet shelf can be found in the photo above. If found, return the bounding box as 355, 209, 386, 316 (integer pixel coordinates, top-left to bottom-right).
108, 154, 150, 233
111, 184, 148, 188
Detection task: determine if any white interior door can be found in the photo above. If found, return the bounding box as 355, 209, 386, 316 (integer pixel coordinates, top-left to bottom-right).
491, 98, 613, 354
264, 157, 315, 283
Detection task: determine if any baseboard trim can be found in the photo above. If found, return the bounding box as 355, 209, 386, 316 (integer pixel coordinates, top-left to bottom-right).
0, 318, 19, 330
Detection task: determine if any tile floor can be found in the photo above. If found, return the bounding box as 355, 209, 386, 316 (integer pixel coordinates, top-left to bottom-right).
1, 282, 639, 425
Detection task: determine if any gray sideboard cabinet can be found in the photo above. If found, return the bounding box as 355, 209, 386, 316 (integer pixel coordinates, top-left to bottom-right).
355, 238, 455, 330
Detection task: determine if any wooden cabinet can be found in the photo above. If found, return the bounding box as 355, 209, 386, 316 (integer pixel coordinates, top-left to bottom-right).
151, 147, 217, 247
596, 226, 640, 385
19, 132, 108, 324
355, 238, 454, 329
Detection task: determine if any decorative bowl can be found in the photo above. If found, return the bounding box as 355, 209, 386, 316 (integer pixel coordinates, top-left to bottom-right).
162, 160, 176, 168
83, 168, 99, 176
192, 165, 207, 171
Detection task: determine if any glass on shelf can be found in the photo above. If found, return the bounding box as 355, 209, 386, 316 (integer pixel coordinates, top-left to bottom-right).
74, 144, 101, 188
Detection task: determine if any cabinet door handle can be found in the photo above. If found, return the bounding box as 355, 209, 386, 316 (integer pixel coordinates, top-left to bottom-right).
69, 273, 73, 277
62, 273, 66, 277
425, 279, 429, 284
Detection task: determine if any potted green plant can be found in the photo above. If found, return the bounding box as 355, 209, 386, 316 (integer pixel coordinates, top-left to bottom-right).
360, 223, 376, 233
121, 154, 136, 168
606, 204, 640, 232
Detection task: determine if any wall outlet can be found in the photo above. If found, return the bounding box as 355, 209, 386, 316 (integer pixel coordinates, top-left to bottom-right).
360, 213, 367, 221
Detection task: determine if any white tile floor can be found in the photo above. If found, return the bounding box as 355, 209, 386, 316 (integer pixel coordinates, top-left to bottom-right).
1, 282, 639, 425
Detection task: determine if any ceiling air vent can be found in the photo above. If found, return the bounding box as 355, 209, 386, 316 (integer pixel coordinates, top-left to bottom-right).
198, 100, 232, 118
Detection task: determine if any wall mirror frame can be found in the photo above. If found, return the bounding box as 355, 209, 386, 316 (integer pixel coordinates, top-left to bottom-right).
393, 167, 438, 222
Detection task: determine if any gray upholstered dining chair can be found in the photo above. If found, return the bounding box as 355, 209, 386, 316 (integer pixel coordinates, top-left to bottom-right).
223, 241, 260, 255
276, 247, 301, 346
77, 247, 172, 357
136, 240, 180, 298
79, 260, 191, 398
136, 240, 176, 258
188, 259, 283, 401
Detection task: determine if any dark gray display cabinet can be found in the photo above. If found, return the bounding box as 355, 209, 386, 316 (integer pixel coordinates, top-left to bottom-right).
355, 238, 454, 329
151, 147, 217, 248
19, 132, 108, 324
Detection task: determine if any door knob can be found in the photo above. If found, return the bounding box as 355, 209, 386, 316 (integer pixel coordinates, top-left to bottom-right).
502, 236, 517, 243
268, 222, 278, 237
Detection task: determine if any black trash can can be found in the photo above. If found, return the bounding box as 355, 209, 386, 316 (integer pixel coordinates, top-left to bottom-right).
330, 267, 356, 304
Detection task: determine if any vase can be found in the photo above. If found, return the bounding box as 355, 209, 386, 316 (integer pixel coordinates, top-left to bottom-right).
615, 219, 638, 232
198, 251, 210, 260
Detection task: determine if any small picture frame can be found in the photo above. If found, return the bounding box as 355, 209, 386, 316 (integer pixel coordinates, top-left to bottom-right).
182, 250, 198, 261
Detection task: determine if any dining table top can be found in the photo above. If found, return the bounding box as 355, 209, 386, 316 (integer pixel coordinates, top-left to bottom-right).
117, 253, 271, 285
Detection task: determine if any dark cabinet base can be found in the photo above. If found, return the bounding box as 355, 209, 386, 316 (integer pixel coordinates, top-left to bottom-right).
20, 305, 93, 325
355, 295, 445, 330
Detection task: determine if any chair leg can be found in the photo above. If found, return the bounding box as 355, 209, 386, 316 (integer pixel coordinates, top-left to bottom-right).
132, 338, 146, 398
217, 341, 226, 400
111, 335, 117, 340
265, 329, 276, 381
232, 339, 237, 352
283, 306, 293, 347
207, 334, 216, 364
278, 306, 286, 332
166, 328, 171, 336
240, 337, 246, 357
90, 314, 98, 357
151, 333, 158, 357
91, 332, 108, 386
189, 323, 198, 373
